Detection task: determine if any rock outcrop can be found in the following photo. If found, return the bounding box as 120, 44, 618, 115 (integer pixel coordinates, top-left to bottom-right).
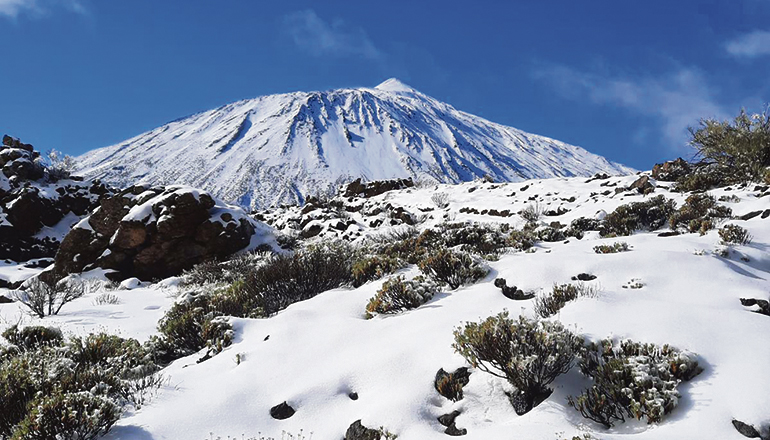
44, 185, 272, 282
0, 135, 113, 262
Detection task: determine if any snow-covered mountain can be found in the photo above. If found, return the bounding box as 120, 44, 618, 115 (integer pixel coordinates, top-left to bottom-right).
77, 79, 633, 210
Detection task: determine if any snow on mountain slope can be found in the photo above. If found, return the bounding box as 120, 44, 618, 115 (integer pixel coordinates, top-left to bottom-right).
76, 79, 633, 210
2, 174, 768, 440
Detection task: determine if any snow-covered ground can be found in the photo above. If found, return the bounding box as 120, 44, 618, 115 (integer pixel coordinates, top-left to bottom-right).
1, 174, 768, 440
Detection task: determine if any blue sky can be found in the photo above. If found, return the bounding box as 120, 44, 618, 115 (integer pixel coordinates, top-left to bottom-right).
1, 0, 768, 169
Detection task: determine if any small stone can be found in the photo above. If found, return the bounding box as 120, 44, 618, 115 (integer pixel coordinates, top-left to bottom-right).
348, 392, 359, 400
731, 419, 761, 438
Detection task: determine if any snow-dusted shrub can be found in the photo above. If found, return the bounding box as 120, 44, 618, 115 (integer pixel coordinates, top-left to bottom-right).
569, 339, 703, 428
534, 283, 598, 318
352, 254, 405, 287
13, 277, 88, 318
93, 292, 121, 305
418, 248, 488, 289
11, 391, 120, 440
365, 275, 440, 317
593, 242, 630, 254
453, 312, 581, 415
537, 226, 567, 242
431, 192, 450, 209
156, 292, 235, 360
438, 222, 513, 258
182, 251, 270, 287
1, 324, 63, 351
520, 202, 544, 223
0, 331, 159, 438
240, 241, 355, 316
718, 224, 752, 245
601, 195, 677, 237
688, 108, 770, 185
669, 193, 732, 234
508, 226, 538, 251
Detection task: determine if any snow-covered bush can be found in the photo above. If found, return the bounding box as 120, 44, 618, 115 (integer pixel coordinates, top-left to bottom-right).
669, 193, 732, 234
352, 254, 405, 287
718, 224, 752, 245
534, 283, 598, 318
688, 108, 770, 185
593, 242, 630, 254
431, 191, 450, 209
1, 325, 63, 352
0, 329, 160, 438
601, 195, 677, 237
537, 226, 567, 242
240, 241, 355, 316
182, 251, 270, 287
437, 222, 512, 258
508, 226, 538, 251
156, 292, 235, 360
365, 275, 440, 317
13, 277, 88, 318
453, 312, 581, 415
418, 248, 488, 289
11, 391, 120, 440
569, 339, 703, 428
520, 202, 544, 223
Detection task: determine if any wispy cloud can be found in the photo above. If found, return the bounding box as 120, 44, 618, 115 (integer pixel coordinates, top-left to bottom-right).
724, 30, 770, 58
283, 9, 384, 61
533, 65, 729, 150
0, 0, 86, 19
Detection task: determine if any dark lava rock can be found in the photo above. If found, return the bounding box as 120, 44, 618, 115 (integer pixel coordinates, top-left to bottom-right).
739, 210, 763, 221
658, 231, 681, 237
762, 209, 770, 219
652, 158, 691, 182
438, 410, 468, 435
435, 367, 471, 401
348, 392, 359, 401
740, 298, 770, 316
493, 278, 536, 300
571, 273, 597, 281
44, 185, 261, 282
444, 424, 467, 436
343, 178, 414, 199
629, 175, 654, 194
732, 419, 761, 438
269, 401, 295, 420
0, 295, 13, 304
344, 420, 383, 440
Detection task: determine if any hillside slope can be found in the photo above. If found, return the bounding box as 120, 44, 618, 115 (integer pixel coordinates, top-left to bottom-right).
76, 79, 633, 210
2, 173, 768, 440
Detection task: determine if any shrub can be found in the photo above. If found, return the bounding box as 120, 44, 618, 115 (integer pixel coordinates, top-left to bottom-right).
431, 192, 450, 209
669, 193, 732, 233
1, 325, 63, 351
537, 226, 566, 242
688, 108, 770, 185
534, 283, 598, 318
13, 277, 88, 318
418, 248, 488, 289
11, 391, 120, 440
365, 275, 440, 317
156, 292, 234, 359
508, 226, 538, 251
438, 222, 512, 258
182, 251, 269, 287
569, 339, 702, 428
453, 312, 581, 415
593, 242, 630, 254
718, 224, 752, 245
93, 292, 121, 305
240, 241, 355, 316
601, 195, 677, 237
520, 203, 544, 223
673, 167, 727, 192
352, 254, 405, 287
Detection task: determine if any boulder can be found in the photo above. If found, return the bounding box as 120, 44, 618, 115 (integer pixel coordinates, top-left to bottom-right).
652, 158, 691, 182
731, 419, 761, 438
629, 175, 654, 194
344, 420, 382, 440
269, 401, 295, 420
434, 367, 471, 401
45, 185, 268, 282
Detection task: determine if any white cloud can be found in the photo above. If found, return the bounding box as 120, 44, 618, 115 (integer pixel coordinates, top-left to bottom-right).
533, 65, 729, 150
0, 0, 85, 18
283, 9, 383, 60
724, 30, 770, 58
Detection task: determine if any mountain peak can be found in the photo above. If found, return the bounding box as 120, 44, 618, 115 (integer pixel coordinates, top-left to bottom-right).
374, 78, 416, 93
